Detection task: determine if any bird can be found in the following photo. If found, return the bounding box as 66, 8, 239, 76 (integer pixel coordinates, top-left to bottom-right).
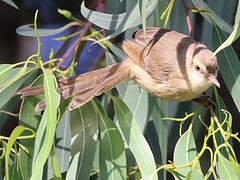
17, 27, 219, 111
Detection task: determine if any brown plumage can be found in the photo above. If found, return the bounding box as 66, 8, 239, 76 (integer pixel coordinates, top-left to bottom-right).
17, 27, 219, 111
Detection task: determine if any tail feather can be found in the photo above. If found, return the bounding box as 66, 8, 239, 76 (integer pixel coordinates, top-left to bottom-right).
18, 60, 131, 111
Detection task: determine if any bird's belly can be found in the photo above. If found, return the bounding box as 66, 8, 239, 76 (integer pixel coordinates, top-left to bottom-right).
130, 64, 212, 101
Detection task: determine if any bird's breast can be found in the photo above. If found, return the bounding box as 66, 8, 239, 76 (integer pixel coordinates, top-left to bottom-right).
129, 62, 212, 101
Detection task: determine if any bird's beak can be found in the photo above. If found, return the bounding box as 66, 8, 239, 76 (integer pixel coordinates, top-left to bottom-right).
208, 75, 220, 88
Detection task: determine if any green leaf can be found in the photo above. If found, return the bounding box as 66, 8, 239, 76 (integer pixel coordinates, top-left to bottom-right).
47, 108, 71, 179
216, 154, 239, 180
81, 0, 158, 41
139, 0, 147, 39
1, 0, 18, 9
214, 21, 240, 56
93, 98, 126, 180
54, 110, 71, 173
0, 66, 38, 109
5, 126, 34, 180
18, 75, 43, 180
212, 26, 240, 112
0, 64, 12, 84
173, 127, 201, 178
9, 155, 22, 180
234, 1, 240, 28
191, 0, 232, 33
49, 145, 62, 179
31, 111, 47, 179
30, 69, 60, 180
151, 99, 169, 180
16, 23, 79, 37
106, 47, 149, 132
66, 102, 98, 180
111, 96, 157, 180
186, 169, 203, 180
123, 85, 149, 132
105, 50, 128, 98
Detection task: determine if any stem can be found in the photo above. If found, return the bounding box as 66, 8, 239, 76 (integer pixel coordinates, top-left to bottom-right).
180, 0, 194, 38
56, 0, 105, 70
57, 22, 91, 69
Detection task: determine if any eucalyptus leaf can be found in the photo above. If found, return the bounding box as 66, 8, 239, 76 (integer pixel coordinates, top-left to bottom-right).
186, 169, 203, 180
111, 96, 157, 180
30, 69, 60, 180
191, 0, 232, 33
123, 85, 149, 132
173, 127, 201, 178
31, 111, 47, 179
212, 26, 240, 112
105, 50, 128, 98
139, 0, 147, 39
19, 75, 43, 180
1, 0, 18, 9
16, 23, 79, 37
49, 145, 62, 179
54, 110, 71, 174
0, 67, 38, 109
9, 156, 22, 180
0, 64, 12, 84
5, 126, 34, 180
216, 154, 239, 180
67, 102, 98, 180
234, 1, 240, 28
93, 99, 126, 180
81, 0, 158, 41
214, 21, 240, 56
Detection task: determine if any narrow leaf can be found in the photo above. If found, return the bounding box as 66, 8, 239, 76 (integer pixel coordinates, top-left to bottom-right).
81, 0, 158, 41
16, 23, 79, 37
214, 21, 240, 56
234, 1, 240, 28
173, 127, 201, 178
0, 67, 37, 109
18, 76, 43, 180
216, 154, 239, 180
212, 26, 240, 112
49, 145, 62, 179
5, 126, 34, 180
1, 0, 18, 9
139, 0, 147, 39
30, 69, 60, 180
93, 99, 126, 180
54, 110, 71, 173
111, 96, 157, 180
66, 102, 98, 180
123, 85, 149, 132
191, 0, 232, 33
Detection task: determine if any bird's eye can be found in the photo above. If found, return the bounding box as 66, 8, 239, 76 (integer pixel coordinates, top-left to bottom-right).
195, 65, 201, 71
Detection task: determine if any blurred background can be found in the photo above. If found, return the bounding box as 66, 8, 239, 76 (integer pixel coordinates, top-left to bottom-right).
0, 0, 240, 179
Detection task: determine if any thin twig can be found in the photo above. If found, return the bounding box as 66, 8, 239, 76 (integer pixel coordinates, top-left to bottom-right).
57, 0, 105, 70
57, 22, 91, 69
181, 0, 194, 39
0, 110, 19, 117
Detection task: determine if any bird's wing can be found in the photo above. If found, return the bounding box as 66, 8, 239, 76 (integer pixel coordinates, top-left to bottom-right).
122, 28, 171, 66
123, 27, 193, 83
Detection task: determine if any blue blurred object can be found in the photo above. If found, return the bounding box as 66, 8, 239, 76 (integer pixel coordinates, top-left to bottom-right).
23, 0, 103, 75
74, 40, 103, 74
39, 24, 103, 75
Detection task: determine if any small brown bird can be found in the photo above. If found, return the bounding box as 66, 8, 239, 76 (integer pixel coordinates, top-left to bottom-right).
17, 27, 219, 111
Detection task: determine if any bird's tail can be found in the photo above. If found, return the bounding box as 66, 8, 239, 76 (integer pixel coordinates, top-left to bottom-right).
17, 60, 131, 111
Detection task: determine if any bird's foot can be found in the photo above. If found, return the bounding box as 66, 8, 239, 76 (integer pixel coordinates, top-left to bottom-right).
192, 94, 215, 107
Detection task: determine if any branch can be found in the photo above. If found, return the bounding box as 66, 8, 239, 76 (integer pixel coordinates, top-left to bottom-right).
181, 0, 194, 39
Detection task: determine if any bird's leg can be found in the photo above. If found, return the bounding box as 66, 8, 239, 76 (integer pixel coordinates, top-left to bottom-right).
192, 92, 215, 107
